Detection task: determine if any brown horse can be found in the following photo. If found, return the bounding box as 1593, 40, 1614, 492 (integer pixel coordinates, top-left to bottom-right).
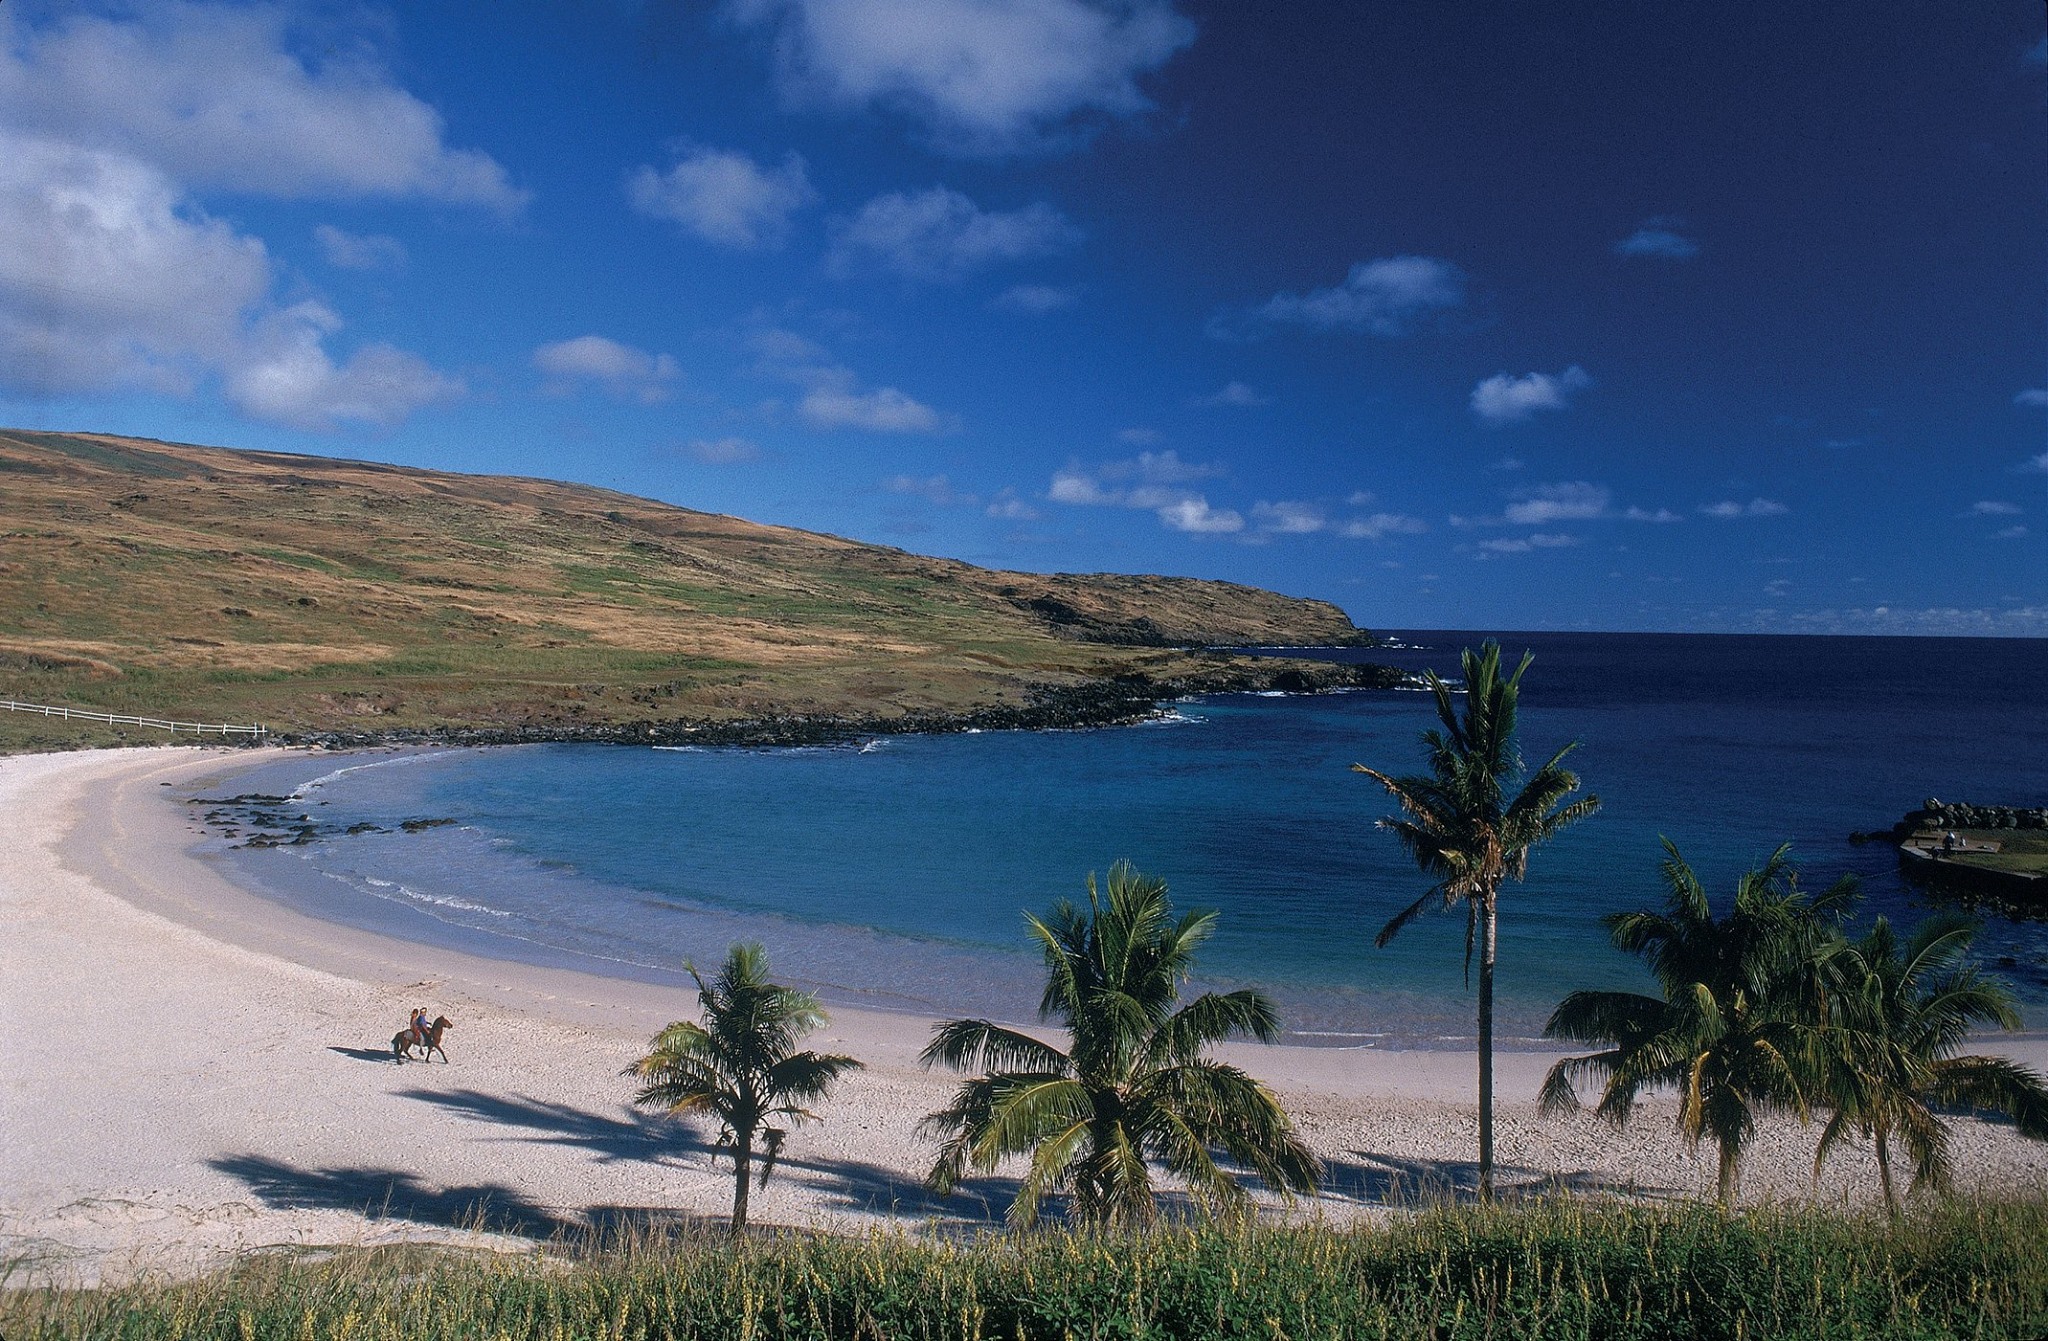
393, 1015, 452, 1064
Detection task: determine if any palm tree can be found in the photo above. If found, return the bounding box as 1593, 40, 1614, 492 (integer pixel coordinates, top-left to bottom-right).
1813, 912, 2048, 1216
626, 943, 862, 1232
920, 861, 1322, 1228
1540, 842, 1854, 1206
1354, 640, 1599, 1200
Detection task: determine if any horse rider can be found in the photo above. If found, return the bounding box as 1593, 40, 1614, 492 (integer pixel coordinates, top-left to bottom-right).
410, 1006, 432, 1048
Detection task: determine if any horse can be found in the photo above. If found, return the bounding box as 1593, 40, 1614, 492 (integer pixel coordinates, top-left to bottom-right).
393, 1015, 452, 1064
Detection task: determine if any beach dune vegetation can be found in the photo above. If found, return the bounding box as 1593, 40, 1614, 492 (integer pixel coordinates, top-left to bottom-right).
920, 861, 1321, 1228
1354, 640, 1598, 1201
627, 943, 862, 1232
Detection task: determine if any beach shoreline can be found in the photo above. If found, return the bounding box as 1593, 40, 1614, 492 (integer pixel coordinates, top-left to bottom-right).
5, 746, 2047, 1286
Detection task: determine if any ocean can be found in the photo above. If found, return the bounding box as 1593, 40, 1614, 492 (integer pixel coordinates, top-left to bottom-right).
196, 632, 2048, 1047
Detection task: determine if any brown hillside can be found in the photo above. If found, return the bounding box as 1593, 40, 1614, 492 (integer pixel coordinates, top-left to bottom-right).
0, 429, 1379, 747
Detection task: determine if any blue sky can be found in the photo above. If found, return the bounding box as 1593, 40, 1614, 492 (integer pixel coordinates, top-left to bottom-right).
2, 1, 2043, 635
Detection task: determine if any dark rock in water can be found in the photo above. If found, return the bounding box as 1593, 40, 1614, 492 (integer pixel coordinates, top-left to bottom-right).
400, 817, 458, 832
345, 822, 386, 835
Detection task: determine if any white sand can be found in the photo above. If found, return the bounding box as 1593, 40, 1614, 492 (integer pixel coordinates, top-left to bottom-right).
4, 747, 2045, 1284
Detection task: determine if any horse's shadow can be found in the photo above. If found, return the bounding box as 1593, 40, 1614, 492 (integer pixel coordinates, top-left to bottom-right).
329, 1045, 398, 1064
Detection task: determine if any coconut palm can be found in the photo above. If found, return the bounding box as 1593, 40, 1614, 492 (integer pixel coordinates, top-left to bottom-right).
1354, 640, 1599, 1200
1812, 912, 2048, 1215
920, 861, 1322, 1228
627, 943, 862, 1232
1540, 842, 1854, 1206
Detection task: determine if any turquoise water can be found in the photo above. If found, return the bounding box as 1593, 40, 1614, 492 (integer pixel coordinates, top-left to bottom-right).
205, 632, 2048, 1046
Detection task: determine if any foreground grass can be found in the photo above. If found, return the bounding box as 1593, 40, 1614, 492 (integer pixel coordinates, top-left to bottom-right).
8, 1199, 2047, 1340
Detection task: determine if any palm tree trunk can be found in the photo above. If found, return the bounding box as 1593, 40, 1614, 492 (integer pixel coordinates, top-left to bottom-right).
1875, 1128, 1898, 1219
731, 1133, 753, 1233
1477, 892, 1497, 1203
1718, 1133, 1739, 1208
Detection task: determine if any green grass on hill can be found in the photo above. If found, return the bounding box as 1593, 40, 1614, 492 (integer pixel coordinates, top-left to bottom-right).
8, 1198, 2047, 1340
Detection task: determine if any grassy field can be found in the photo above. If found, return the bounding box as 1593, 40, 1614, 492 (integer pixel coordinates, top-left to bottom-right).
7, 1199, 2045, 1339
1, 429, 1381, 748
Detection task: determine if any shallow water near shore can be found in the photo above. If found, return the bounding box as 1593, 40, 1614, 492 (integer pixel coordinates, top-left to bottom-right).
197, 631, 2048, 1045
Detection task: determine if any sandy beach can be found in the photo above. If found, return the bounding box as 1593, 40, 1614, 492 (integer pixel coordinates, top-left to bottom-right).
5, 747, 2046, 1285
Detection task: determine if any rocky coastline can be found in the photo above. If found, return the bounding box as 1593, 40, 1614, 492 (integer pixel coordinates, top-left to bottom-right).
265, 657, 1409, 752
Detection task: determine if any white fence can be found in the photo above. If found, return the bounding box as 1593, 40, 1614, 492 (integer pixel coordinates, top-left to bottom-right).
1, 698, 267, 737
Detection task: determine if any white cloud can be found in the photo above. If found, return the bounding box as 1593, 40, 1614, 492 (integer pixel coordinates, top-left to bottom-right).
1993, 525, 2028, 540
227, 301, 461, 431
1701, 498, 1789, 519
2028, 37, 2048, 67
1157, 496, 1242, 533
1971, 500, 2022, 516
1251, 500, 1324, 534
2017, 388, 2048, 408
629, 147, 814, 249
684, 436, 760, 464
314, 224, 405, 271
1471, 365, 1592, 425
884, 473, 974, 505
2025, 451, 2048, 475
1624, 506, 1683, 523
1196, 380, 1267, 408
1223, 256, 1465, 338
992, 283, 1078, 313
832, 186, 1081, 281
1614, 222, 1699, 259
1504, 481, 1610, 524
0, 129, 457, 430
1116, 427, 1162, 446
986, 488, 1040, 520
726, 0, 1195, 155
0, 4, 523, 211
1049, 468, 1116, 504
749, 326, 954, 433
1477, 533, 1580, 555
802, 381, 948, 432
1102, 449, 1220, 484
1341, 512, 1427, 540
533, 335, 679, 403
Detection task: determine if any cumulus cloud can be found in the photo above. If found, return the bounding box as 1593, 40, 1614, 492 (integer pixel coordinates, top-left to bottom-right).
0, 129, 459, 429
2022, 451, 2048, 475
1504, 481, 1610, 525
533, 335, 679, 403
1157, 496, 1242, 533
1116, 426, 1162, 445
1624, 506, 1683, 523
1701, 498, 1789, 519
1218, 256, 1465, 339
1340, 513, 1428, 540
2017, 388, 2048, 408
0, 4, 523, 211
1251, 500, 1324, 534
1993, 525, 2028, 540
1614, 220, 1699, 259
1196, 380, 1268, 408
314, 224, 405, 271
1971, 500, 2021, 516
992, 283, 1078, 313
1471, 365, 1592, 425
725, 0, 1195, 155
832, 187, 1081, 282
986, 488, 1040, 520
227, 301, 461, 430
684, 436, 761, 464
629, 147, 814, 249
749, 326, 955, 433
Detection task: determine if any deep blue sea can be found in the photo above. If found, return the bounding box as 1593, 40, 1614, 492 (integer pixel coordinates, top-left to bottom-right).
201, 632, 2048, 1046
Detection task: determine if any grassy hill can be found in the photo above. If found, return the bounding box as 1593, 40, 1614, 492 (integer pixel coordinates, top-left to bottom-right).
0, 429, 1390, 750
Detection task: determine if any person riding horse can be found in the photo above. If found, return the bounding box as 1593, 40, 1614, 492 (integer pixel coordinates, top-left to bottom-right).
409, 1006, 431, 1050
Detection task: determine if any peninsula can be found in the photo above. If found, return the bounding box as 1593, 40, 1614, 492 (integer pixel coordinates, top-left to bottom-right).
0, 430, 1395, 752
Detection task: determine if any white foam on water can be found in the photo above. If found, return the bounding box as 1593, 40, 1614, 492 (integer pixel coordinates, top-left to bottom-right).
288, 750, 452, 801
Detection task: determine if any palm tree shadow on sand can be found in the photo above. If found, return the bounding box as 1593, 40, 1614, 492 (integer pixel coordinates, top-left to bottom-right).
1319, 1151, 1675, 1207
